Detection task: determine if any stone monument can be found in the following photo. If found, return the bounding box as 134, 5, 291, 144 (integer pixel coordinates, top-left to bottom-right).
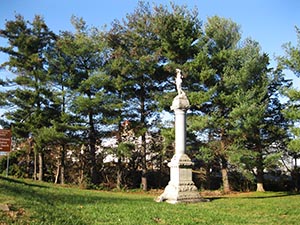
156, 69, 203, 204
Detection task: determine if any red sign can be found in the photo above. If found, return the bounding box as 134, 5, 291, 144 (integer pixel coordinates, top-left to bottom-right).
0, 129, 12, 152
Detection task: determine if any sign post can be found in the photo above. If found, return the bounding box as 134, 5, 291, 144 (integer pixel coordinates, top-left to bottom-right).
6, 152, 10, 177
0, 129, 12, 177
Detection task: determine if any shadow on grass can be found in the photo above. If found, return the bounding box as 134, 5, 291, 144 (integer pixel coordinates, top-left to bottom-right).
0, 177, 150, 205
240, 192, 300, 199
0, 176, 48, 189
205, 191, 300, 202
0, 176, 153, 224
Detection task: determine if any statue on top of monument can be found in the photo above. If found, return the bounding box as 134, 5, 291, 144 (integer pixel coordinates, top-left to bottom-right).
175, 68, 184, 95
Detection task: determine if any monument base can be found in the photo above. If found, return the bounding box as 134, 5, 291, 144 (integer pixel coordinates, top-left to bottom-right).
156, 154, 205, 204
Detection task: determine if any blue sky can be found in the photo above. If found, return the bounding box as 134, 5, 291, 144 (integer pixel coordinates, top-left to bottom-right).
0, 0, 300, 83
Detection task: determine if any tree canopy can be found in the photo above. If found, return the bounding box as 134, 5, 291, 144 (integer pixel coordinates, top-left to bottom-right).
0, 1, 297, 192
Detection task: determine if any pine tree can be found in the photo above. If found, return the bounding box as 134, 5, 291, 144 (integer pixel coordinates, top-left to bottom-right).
278, 26, 300, 190
0, 14, 58, 180
227, 40, 288, 192
186, 16, 283, 192
106, 2, 168, 190
185, 16, 242, 193
55, 16, 117, 185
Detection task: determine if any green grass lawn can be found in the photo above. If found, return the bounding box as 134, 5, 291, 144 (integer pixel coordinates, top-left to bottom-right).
1, 176, 300, 225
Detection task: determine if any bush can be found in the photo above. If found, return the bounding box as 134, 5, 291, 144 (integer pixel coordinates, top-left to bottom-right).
0, 149, 29, 177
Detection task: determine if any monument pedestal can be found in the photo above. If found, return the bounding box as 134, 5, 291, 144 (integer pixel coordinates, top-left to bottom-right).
156, 93, 203, 203
157, 153, 202, 203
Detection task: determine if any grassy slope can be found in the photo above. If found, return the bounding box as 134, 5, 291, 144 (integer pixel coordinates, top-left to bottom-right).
1, 176, 300, 225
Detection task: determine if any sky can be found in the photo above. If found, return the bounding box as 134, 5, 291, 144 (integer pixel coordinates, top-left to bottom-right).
0, 0, 300, 84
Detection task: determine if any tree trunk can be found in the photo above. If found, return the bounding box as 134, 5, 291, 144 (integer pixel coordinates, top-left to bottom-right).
89, 141, 98, 185
26, 152, 30, 178
256, 149, 265, 192
292, 168, 299, 192
54, 164, 60, 184
256, 171, 265, 192
141, 133, 147, 191
256, 183, 265, 192
205, 166, 211, 190
140, 90, 147, 191
60, 165, 65, 185
116, 170, 122, 190
60, 145, 66, 185
26, 139, 32, 178
38, 152, 43, 181
61, 86, 66, 185
141, 175, 147, 191
33, 149, 37, 181
220, 132, 230, 193
88, 111, 99, 185
221, 157, 230, 193
116, 157, 122, 190
293, 157, 299, 192
79, 168, 85, 188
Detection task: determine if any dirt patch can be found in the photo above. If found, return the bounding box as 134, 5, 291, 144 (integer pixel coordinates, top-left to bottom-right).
0, 204, 26, 223
0, 204, 9, 212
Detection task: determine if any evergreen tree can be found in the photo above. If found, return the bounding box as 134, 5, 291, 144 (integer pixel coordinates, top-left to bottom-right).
186, 16, 283, 192
56, 16, 117, 185
228, 40, 288, 192
46, 26, 89, 184
0, 14, 58, 180
107, 1, 203, 190
186, 16, 242, 193
278, 26, 300, 190
106, 2, 169, 190
279, 26, 300, 155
